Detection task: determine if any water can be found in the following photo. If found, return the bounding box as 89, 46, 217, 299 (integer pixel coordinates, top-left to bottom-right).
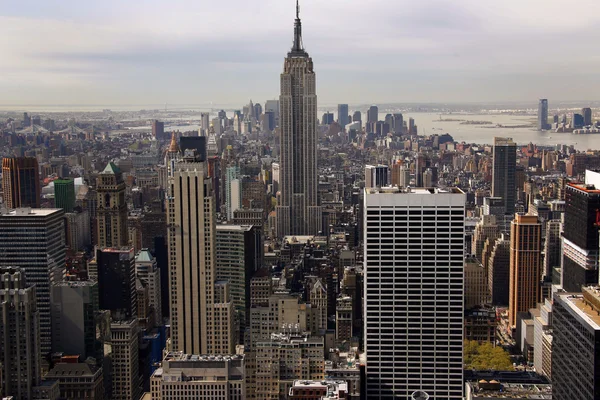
381, 112, 600, 151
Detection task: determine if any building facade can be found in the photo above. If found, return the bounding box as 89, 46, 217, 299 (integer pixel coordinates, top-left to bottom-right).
364, 186, 465, 400
491, 137, 517, 216
0, 208, 65, 355
96, 162, 128, 248
2, 157, 40, 209
276, 4, 322, 237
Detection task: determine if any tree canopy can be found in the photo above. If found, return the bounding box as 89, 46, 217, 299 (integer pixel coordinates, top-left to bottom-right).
464, 340, 514, 371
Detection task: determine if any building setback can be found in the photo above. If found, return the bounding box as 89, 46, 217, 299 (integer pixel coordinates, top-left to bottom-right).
364, 186, 465, 400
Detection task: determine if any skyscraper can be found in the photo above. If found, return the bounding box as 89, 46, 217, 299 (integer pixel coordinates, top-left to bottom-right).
537, 99, 549, 130
276, 2, 322, 237
96, 247, 137, 321
2, 157, 40, 209
167, 149, 233, 355
337, 104, 349, 127
364, 186, 465, 400
367, 105, 378, 124
96, 162, 128, 248
492, 137, 517, 216
53, 178, 75, 213
0, 267, 41, 400
508, 214, 542, 328
152, 120, 165, 141
582, 107, 593, 126
364, 165, 389, 188
0, 208, 65, 356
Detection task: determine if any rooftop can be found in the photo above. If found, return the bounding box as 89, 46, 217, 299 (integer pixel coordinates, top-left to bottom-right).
216, 224, 254, 232
558, 288, 600, 330
466, 381, 552, 399
100, 161, 121, 175
365, 186, 464, 195
1, 208, 62, 217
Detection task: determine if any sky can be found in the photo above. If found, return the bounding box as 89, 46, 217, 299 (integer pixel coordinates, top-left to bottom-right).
2, 0, 600, 107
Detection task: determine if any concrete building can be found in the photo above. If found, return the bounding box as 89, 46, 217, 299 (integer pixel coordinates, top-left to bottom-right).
471, 215, 500, 262
135, 250, 162, 325
390, 161, 410, 188
537, 99, 550, 131
64, 210, 91, 252
255, 332, 324, 400
465, 381, 551, 400
110, 319, 140, 400
509, 214, 542, 328
552, 288, 600, 399
216, 225, 262, 336
150, 352, 245, 400
0, 208, 65, 355
464, 258, 490, 309
337, 104, 349, 127
276, 4, 322, 237
0, 267, 41, 400
492, 137, 517, 216
533, 299, 552, 379
96, 162, 128, 248
364, 186, 465, 400
45, 362, 104, 400
167, 150, 233, 355
336, 296, 353, 342
464, 308, 496, 344
364, 165, 389, 189
50, 281, 99, 361
225, 166, 241, 221
2, 157, 40, 209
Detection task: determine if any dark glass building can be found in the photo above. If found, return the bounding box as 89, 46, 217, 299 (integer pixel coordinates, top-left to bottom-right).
2, 157, 40, 209
96, 248, 137, 321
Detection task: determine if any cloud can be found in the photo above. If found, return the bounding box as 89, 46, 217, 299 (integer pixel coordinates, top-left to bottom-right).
1, 0, 600, 106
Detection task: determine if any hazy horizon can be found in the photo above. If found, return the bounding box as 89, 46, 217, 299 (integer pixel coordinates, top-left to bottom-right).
2, 0, 600, 106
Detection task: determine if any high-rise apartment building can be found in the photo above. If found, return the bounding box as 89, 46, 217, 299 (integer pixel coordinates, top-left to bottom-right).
276, 4, 322, 237
492, 137, 517, 216
508, 214, 542, 328
151, 352, 245, 400
0, 208, 65, 355
53, 178, 75, 213
562, 180, 600, 291
2, 157, 40, 209
0, 267, 41, 400
50, 280, 100, 360
552, 288, 600, 399
168, 149, 233, 355
538, 99, 549, 130
216, 225, 262, 336
152, 120, 165, 141
337, 104, 349, 127
110, 319, 140, 400
364, 186, 465, 400
96, 247, 137, 321
391, 161, 410, 188
96, 162, 128, 248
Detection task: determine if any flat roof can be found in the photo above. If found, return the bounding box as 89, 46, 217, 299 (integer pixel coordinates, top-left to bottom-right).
557, 293, 600, 330
216, 225, 253, 232
365, 186, 464, 195
1, 208, 62, 217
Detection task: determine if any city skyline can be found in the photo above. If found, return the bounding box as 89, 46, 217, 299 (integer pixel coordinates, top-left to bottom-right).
2, 0, 600, 106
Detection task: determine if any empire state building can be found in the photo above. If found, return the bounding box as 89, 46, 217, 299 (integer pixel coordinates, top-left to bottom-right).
276, 1, 322, 237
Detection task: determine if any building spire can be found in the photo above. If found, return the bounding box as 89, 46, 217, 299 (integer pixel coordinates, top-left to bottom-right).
292, 0, 304, 53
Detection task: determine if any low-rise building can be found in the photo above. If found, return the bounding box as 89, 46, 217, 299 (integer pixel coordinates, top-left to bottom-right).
465, 381, 551, 399
45, 363, 104, 399
288, 380, 348, 400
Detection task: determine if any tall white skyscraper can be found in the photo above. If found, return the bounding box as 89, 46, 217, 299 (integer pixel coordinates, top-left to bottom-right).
364, 187, 465, 400
167, 149, 234, 355
276, 1, 322, 237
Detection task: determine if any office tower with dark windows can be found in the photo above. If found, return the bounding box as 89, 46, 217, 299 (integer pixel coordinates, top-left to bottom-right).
2, 157, 40, 209
488, 235, 510, 306
0, 267, 41, 400
96, 247, 137, 321
152, 120, 165, 141
562, 180, 600, 292
364, 186, 466, 400
492, 137, 517, 216
53, 178, 75, 213
538, 99, 550, 130
552, 288, 600, 400
0, 208, 65, 356
393, 113, 404, 134
508, 214, 542, 328
582, 107, 593, 126
276, 3, 322, 237
96, 162, 128, 248
364, 165, 389, 188
337, 104, 349, 127
367, 105, 378, 124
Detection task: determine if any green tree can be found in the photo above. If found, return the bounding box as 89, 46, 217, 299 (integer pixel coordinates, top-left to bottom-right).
464, 340, 514, 371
